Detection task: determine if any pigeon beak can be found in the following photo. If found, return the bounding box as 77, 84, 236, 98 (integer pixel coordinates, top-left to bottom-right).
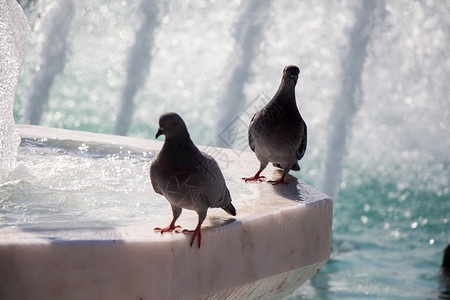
155, 128, 164, 139
290, 74, 298, 84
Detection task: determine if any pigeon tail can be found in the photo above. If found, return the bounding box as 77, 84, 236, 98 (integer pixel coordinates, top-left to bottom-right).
291, 162, 301, 171
222, 203, 236, 216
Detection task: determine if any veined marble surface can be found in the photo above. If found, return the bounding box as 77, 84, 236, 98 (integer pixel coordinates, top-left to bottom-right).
0, 125, 333, 299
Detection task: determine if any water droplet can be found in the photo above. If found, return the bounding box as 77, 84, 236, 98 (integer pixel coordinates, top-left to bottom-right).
360, 215, 368, 224
399, 192, 409, 201
391, 230, 400, 238
388, 192, 397, 199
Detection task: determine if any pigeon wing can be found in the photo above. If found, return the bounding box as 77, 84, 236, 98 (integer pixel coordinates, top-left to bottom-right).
149, 161, 162, 195
248, 112, 258, 152
296, 120, 307, 160
196, 152, 232, 209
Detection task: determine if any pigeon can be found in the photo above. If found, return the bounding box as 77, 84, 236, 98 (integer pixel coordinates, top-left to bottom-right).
243, 65, 307, 184
438, 244, 450, 297
150, 112, 236, 248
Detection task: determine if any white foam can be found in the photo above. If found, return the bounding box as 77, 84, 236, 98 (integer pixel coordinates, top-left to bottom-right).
0, 0, 29, 183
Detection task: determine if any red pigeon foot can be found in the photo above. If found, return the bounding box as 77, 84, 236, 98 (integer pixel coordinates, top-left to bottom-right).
154, 224, 181, 233
268, 174, 287, 185
182, 228, 202, 248
242, 170, 265, 182
242, 175, 266, 182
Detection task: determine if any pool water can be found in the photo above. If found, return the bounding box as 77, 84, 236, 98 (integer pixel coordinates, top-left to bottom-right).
1, 138, 162, 229
290, 155, 449, 299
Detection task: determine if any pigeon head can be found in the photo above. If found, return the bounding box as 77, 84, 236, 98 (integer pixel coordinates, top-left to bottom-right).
155, 112, 189, 140
283, 65, 300, 85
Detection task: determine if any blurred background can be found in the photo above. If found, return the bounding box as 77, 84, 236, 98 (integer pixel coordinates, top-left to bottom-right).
12, 0, 450, 298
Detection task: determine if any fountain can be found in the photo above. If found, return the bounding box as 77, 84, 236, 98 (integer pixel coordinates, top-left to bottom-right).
4, 0, 449, 298
0, 1, 332, 299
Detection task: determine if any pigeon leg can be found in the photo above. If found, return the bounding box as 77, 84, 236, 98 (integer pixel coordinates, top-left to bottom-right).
183, 211, 206, 248
155, 205, 182, 233
183, 223, 202, 248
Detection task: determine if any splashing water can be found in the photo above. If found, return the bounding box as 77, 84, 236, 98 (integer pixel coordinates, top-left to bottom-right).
114, 0, 162, 136
0, 0, 28, 183
215, 0, 270, 147
1, 138, 163, 229
23, 0, 74, 125
319, 1, 382, 198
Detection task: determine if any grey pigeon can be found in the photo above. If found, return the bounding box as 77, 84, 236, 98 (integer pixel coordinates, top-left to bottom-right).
150, 112, 236, 248
243, 65, 307, 184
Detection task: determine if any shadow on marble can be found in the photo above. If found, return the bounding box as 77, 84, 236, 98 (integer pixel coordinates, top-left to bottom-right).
208, 216, 238, 227
269, 170, 304, 202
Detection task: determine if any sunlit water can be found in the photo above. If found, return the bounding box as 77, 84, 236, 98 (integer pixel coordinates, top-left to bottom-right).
1, 138, 161, 229
6, 0, 450, 299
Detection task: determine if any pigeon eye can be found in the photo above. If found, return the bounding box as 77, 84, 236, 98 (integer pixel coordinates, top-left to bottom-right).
171, 120, 176, 126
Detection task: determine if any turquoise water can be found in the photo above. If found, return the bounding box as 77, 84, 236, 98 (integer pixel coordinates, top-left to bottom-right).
290, 157, 449, 299
12, 0, 450, 299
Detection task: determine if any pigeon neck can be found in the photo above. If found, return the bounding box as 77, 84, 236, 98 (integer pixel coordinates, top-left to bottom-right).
274, 79, 296, 104
164, 132, 192, 144
161, 135, 201, 163
163, 133, 200, 151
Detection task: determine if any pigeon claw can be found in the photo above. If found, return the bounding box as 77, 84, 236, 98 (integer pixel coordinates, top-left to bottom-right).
268, 174, 287, 185
183, 228, 202, 248
242, 175, 266, 182
268, 179, 287, 185
242, 170, 266, 182
154, 224, 182, 234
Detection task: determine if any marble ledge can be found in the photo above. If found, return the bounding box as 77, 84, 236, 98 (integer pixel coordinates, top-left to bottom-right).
0, 125, 333, 300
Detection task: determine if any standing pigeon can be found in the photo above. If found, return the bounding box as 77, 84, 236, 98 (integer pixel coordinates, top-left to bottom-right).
243, 65, 307, 184
150, 112, 236, 248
